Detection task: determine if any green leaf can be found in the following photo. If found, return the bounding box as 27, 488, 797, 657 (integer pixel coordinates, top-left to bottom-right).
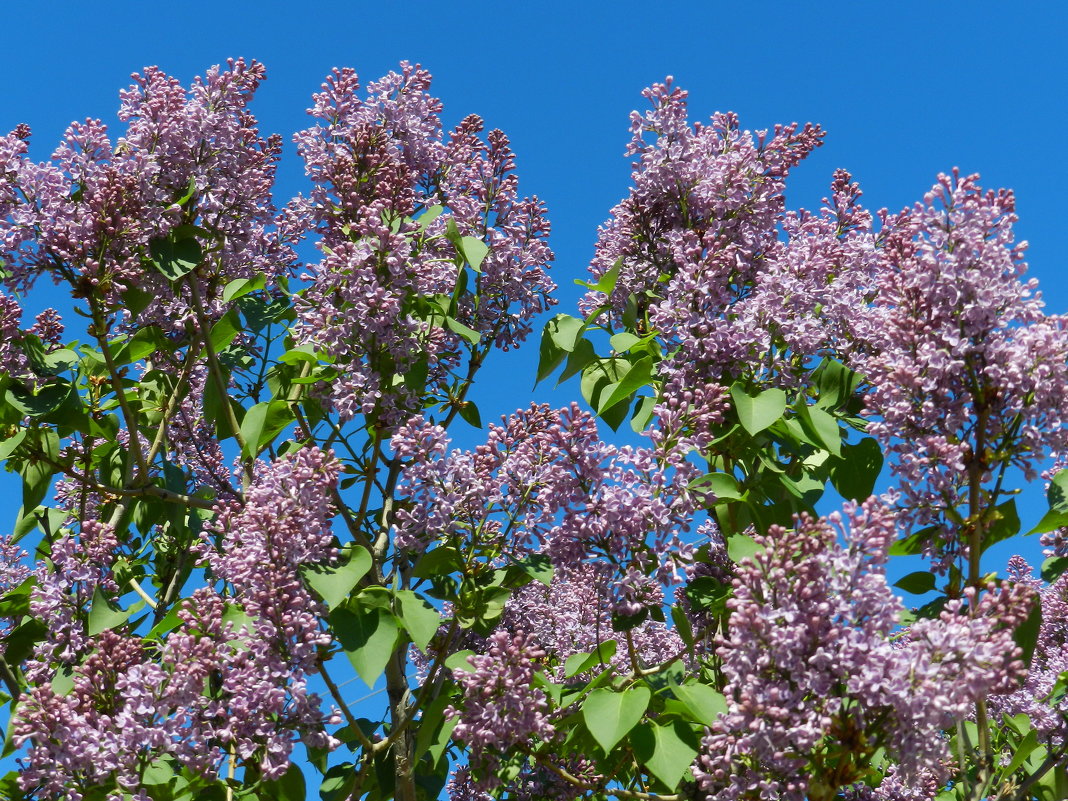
238, 400, 294, 460
1042, 556, 1068, 583
149, 233, 202, 281
19, 428, 59, 513
830, 437, 883, 502
536, 329, 566, 385
458, 401, 482, 429
0, 770, 25, 801
413, 692, 459, 765
277, 344, 320, 365
222, 274, 267, 304
209, 308, 242, 352
510, 553, 553, 586
690, 472, 743, 503
684, 576, 730, 616
7, 380, 75, 418
4, 617, 46, 665
730, 385, 786, 436
39, 347, 78, 375
580, 358, 630, 414
458, 236, 489, 272
320, 762, 357, 801
537, 314, 588, 384
147, 604, 185, 640
982, 499, 1021, 553
121, 285, 154, 318
631, 720, 699, 789
1005, 728, 1040, 776
0, 428, 27, 461
630, 395, 656, 433
889, 525, 939, 557
598, 355, 653, 414
726, 534, 763, 565
444, 316, 481, 344
894, 571, 937, 595
88, 586, 140, 636
301, 544, 372, 611
1030, 509, 1068, 535
815, 358, 864, 409
415, 205, 444, 232
394, 590, 440, 653
112, 326, 165, 366
545, 314, 586, 353
412, 546, 465, 579
331, 606, 400, 686
1049, 469, 1068, 512
670, 681, 728, 726
576, 258, 621, 295
793, 402, 841, 457
444, 649, 476, 672
558, 338, 597, 385
581, 686, 650, 752
260, 762, 306, 801
563, 640, 617, 678
1014, 595, 1043, 668
610, 332, 643, 353
0, 576, 34, 618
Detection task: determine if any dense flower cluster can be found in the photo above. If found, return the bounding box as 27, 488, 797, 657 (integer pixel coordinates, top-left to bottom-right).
503, 562, 684, 673
392, 403, 699, 603
200, 445, 339, 694
697, 501, 1032, 800
0, 59, 291, 322
447, 631, 554, 784
579, 78, 883, 393
287, 63, 554, 426
991, 557, 1068, 745
857, 172, 1068, 540
13, 448, 340, 798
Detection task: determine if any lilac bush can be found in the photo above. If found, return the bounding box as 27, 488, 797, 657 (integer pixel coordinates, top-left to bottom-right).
0, 60, 1064, 801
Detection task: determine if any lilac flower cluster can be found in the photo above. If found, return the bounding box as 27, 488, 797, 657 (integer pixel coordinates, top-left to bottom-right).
198, 446, 341, 759
581, 79, 883, 392
0, 59, 291, 323
0, 533, 29, 638
0, 288, 65, 387
14, 448, 340, 798
286, 63, 555, 426
503, 562, 684, 673
0, 289, 29, 381
856, 172, 1068, 538
447, 631, 554, 784
392, 403, 699, 609
991, 557, 1068, 746
697, 500, 1032, 800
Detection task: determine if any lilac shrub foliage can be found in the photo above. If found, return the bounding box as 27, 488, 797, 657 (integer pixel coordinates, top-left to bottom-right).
0, 61, 1064, 801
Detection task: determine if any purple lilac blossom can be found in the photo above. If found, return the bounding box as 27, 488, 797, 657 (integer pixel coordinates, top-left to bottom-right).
392, 403, 699, 606
286, 64, 555, 429
696, 500, 1032, 801
14, 448, 341, 798
447, 630, 554, 786
581, 79, 882, 394
991, 558, 1068, 746
855, 171, 1068, 561
0, 59, 292, 326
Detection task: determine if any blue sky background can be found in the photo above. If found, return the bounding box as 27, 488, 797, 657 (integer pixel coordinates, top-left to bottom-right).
0, 0, 1065, 793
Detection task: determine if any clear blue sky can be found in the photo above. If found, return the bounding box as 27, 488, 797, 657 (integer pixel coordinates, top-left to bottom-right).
1, 2, 1064, 559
